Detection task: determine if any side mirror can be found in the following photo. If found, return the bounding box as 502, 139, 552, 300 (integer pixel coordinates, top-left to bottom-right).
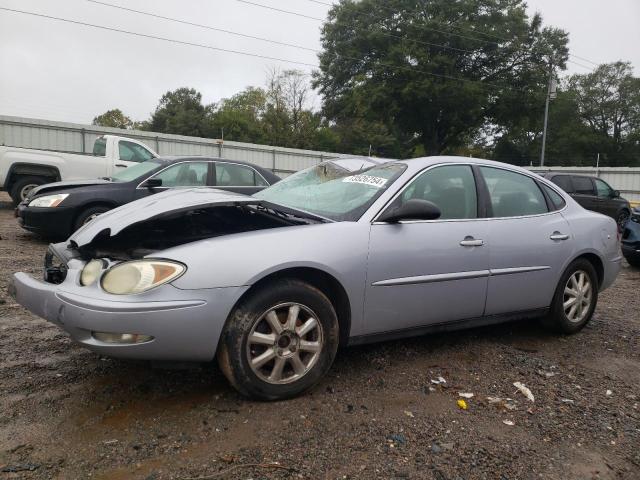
141, 178, 162, 189
612, 190, 620, 198
378, 199, 441, 223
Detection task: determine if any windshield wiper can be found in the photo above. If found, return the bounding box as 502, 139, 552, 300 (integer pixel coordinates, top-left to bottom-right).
254, 201, 331, 224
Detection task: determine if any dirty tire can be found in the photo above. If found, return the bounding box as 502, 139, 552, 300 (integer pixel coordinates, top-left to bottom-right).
73, 206, 111, 232
10, 176, 48, 205
543, 258, 598, 334
217, 279, 339, 400
626, 257, 640, 269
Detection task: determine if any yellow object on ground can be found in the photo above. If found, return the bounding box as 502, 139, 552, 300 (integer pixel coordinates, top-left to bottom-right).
457, 399, 468, 410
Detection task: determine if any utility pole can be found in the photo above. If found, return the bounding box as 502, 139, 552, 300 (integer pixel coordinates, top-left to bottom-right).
540, 61, 556, 166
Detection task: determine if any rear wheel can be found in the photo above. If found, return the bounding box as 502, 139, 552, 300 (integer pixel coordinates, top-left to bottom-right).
543, 259, 598, 334
10, 176, 49, 205
217, 279, 339, 400
73, 206, 111, 231
617, 210, 630, 231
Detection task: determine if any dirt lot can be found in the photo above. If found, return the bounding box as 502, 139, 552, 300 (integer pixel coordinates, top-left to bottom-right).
0, 192, 638, 480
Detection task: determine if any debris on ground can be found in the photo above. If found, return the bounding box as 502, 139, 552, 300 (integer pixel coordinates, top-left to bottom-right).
457, 399, 468, 410
502, 420, 515, 426
458, 392, 474, 399
513, 382, 535, 402
431, 376, 447, 385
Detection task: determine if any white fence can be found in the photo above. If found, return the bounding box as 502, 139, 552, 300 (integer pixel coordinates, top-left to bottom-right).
2, 115, 639, 203
529, 166, 640, 204
0, 115, 350, 177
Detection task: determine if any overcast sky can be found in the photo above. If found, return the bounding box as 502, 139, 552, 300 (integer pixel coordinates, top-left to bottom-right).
1, 0, 638, 125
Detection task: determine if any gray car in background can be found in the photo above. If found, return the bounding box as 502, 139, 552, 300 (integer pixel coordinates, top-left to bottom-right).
10, 156, 621, 400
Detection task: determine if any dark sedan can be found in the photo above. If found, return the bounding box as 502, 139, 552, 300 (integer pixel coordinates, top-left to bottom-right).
621, 207, 640, 267
17, 156, 280, 239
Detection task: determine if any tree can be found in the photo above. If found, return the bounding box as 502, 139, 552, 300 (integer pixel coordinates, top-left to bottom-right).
92, 109, 133, 129
149, 87, 209, 137
314, 0, 569, 157
567, 62, 640, 166
208, 87, 268, 143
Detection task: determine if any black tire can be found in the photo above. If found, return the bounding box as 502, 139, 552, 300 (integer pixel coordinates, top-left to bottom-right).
616, 209, 630, 232
10, 176, 49, 205
543, 259, 599, 334
625, 256, 640, 268
217, 279, 339, 400
73, 206, 111, 231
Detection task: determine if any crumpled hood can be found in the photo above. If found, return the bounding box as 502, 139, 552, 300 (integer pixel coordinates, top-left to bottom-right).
69, 188, 260, 247
29, 179, 112, 198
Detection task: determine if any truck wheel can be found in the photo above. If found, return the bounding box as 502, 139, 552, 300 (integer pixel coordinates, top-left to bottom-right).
10, 176, 48, 205
73, 206, 111, 231
217, 279, 339, 400
542, 259, 598, 334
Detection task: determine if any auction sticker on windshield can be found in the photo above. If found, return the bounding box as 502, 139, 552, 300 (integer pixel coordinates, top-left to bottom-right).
342, 175, 388, 188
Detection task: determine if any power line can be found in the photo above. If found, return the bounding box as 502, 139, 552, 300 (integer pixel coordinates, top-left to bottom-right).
86, 0, 318, 52
0, 6, 317, 68
235, 0, 474, 54
296, 0, 601, 67
567, 59, 596, 71
1, 5, 523, 93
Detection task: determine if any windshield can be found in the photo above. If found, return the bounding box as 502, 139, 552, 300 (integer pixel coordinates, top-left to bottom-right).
111, 160, 162, 182
254, 161, 406, 221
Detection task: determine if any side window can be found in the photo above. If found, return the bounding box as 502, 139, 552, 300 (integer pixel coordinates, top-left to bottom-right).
551, 175, 573, 193
93, 137, 107, 157
541, 184, 566, 210
572, 176, 595, 195
150, 162, 209, 187
216, 163, 263, 187
119, 141, 154, 163
397, 165, 477, 219
480, 167, 548, 217
594, 178, 613, 198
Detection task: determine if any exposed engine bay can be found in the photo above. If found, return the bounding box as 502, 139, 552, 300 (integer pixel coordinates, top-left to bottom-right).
73, 205, 301, 261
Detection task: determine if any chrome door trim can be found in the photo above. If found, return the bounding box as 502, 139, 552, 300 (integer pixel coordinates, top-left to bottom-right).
373, 265, 550, 286
372, 270, 490, 286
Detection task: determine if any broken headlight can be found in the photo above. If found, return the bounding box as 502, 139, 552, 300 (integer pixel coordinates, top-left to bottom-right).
101, 260, 185, 295
80, 259, 107, 286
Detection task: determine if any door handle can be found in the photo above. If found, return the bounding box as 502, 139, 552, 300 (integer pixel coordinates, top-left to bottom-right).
550, 232, 570, 241
460, 236, 484, 247
115, 163, 127, 168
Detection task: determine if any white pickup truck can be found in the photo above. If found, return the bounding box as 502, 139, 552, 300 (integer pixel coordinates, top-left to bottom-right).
0, 135, 157, 204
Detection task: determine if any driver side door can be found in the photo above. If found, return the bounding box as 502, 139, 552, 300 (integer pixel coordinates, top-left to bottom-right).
363, 164, 490, 336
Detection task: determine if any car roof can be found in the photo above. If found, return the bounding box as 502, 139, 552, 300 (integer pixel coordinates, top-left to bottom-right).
151, 156, 280, 183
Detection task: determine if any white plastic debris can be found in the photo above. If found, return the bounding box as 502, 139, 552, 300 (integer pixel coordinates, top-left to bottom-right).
606, 390, 613, 397
458, 392, 474, 399
431, 376, 447, 385
513, 382, 535, 402
404, 410, 414, 418
561, 398, 575, 404
502, 420, 515, 426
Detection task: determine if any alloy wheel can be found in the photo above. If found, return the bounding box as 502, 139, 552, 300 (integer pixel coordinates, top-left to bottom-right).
563, 270, 593, 323
246, 302, 323, 385
20, 184, 38, 201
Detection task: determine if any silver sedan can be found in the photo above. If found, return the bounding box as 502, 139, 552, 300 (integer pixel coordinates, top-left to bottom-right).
10, 156, 622, 400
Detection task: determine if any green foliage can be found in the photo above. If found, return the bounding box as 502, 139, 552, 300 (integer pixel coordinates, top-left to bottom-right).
314, 0, 569, 156
92, 109, 133, 129
150, 88, 209, 137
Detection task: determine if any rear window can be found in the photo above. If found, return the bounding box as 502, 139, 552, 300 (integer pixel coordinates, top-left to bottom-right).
541, 184, 566, 210
550, 175, 573, 193
572, 176, 595, 195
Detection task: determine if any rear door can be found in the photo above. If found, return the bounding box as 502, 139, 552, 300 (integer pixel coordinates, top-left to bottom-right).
480, 166, 574, 315
571, 175, 599, 212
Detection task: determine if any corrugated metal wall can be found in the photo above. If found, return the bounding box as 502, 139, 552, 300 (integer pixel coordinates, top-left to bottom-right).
529, 166, 640, 203
2, 115, 639, 203
0, 115, 349, 177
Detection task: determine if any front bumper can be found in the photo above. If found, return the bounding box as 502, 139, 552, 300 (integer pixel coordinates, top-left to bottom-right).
16, 204, 76, 239
9, 267, 248, 362
621, 216, 640, 263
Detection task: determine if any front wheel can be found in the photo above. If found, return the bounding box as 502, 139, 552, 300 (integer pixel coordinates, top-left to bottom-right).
543, 259, 598, 334
73, 206, 111, 232
617, 210, 630, 232
217, 279, 339, 400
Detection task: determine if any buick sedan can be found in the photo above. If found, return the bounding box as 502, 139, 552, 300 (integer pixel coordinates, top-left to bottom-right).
9, 156, 622, 400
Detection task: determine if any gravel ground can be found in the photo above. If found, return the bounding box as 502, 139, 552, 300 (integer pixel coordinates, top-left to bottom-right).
0, 191, 639, 480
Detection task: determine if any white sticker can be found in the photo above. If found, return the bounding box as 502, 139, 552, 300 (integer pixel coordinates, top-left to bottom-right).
342, 175, 388, 188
